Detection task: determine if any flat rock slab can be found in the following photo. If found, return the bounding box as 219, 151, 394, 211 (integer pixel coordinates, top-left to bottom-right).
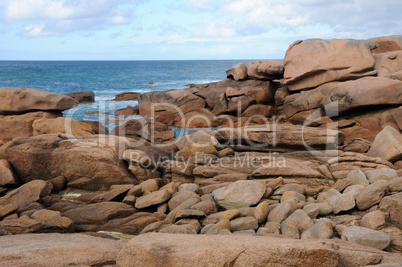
117, 233, 402, 267
0, 233, 124, 267
0, 87, 78, 114
213, 124, 344, 150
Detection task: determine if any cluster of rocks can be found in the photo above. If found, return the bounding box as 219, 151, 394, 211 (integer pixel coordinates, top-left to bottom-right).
0, 35, 401, 266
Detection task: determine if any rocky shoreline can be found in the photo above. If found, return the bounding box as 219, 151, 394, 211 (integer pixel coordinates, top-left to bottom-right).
0, 35, 402, 266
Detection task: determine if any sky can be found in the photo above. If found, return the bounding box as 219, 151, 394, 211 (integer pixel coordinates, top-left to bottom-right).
0, 0, 401, 60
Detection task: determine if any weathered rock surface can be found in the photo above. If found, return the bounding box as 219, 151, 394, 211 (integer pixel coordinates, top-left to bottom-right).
283, 38, 377, 91
379, 192, 402, 225
369, 35, 402, 54
356, 180, 389, 210
113, 92, 141, 101
361, 210, 386, 230
0, 233, 123, 266
0, 134, 135, 190
214, 124, 344, 150
63, 202, 135, 227
0, 111, 61, 144
0, 159, 17, 186
117, 233, 402, 267
0, 87, 78, 114
101, 212, 166, 234
115, 105, 140, 116
226, 62, 248, 81
65, 90, 95, 103
367, 126, 402, 163
341, 226, 391, 250
212, 180, 266, 210
135, 189, 171, 209
247, 60, 284, 80
32, 117, 99, 136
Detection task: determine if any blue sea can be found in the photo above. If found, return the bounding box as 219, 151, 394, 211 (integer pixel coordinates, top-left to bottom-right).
0, 60, 252, 133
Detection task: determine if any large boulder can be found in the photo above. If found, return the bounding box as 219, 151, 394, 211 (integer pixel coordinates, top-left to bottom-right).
226, 63, 248, 81
212, 180, 266, 210
111, 119, 175, 145
117, 233, 402, 266
374, 51, 402, 77
138, 88, 205, 117
0, 111, 61, 145
155, 108, 222, 128
247, 60, 284, 80
283, 77, 402, 118
65, 91, 95, 103
193, 79, 275, 115
0, 134, 135, 190
341, 226, 391, 251
113, 92, 141, 101
32, 117, 99, 136
214, 124, 344, 150
0, 180, 52, 214
0, 87, 78, 114
283, 38, 377, 91
367, 126, 402, 163
369, 35, 402, 54
0, 233, 123, 266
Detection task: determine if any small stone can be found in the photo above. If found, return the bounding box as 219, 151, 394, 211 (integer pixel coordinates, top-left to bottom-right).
157, 203, 168, 214
138, 179, 159, 192
158, 224, 197, 234
217, 148, 235, 158
341, 226, 391, 250
178, 183, 199, 193
31, 209, 74, 232
168, 191, 200, 211
230, 216, 259, 232
0, 159, 18, 186
347, 169, 369, 186
388, 177, 402, 192
274, 183, 305, 196
165, 197, 201, 223
140, 221, 169, 234
303, 204, 320, 219
364, 168, 398, 184
356, 180, 389, 210
212, 180, 266, 210
280, 191, 305, 203
175, 219, 201, 232
301, 219, 333, 239
190, 200, 218, 216
326, 193, 355, 214
254, 201, 270, 224
331, 178, 352, 192
343, 185, 365, 199
361, 210, 386, 230
221, 209, 241, 221
217, 229, 232, 235
262, 222, 281, 235
281, 210, 314, 239
202, 220, 231, 235
0, 203, 19, 218
160, 182, 178, 195
135, 189, 171, 209
267, 198, 297, 223
174, 209, 206, 221
317, 189, 341, 203
122, 195, 136, 205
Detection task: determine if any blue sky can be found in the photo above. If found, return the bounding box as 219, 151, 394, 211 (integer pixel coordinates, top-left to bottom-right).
0, 0, 401, 60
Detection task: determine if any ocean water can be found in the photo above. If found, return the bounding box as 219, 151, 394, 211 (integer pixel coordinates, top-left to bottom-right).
0, 60, 251, 133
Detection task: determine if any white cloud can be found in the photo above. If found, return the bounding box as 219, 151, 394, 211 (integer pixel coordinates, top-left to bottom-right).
24, 24, 48, 37
2, 0, 141, 36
